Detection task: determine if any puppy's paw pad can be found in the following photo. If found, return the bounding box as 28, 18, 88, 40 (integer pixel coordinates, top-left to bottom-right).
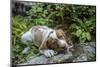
44, 50, 55, 57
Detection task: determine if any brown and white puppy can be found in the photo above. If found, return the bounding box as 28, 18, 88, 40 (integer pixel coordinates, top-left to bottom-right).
21, 25, 71, 57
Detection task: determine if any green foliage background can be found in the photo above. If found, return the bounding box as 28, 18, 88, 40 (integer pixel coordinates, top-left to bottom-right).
12, 3, 96, 64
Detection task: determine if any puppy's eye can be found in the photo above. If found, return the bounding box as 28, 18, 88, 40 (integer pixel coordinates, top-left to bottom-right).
55, 38, 58, 40
58, 35, 64, 39
58, 35, 62, 38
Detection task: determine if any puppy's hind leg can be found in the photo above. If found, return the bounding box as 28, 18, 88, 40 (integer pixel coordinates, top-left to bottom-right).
22, 47, 30, 54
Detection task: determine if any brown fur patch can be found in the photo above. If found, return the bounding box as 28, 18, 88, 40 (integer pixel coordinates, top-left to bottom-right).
56, 29, 66, 39
47, 37, 59, 50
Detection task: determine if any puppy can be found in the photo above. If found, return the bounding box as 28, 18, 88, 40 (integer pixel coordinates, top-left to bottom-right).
21, 25, 71, 57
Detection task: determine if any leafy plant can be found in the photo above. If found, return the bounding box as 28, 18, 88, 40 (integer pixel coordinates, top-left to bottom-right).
12, 15, 39, 64
70, 17, 96, 43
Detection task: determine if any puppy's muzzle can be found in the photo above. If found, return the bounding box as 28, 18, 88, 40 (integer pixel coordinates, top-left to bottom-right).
59, 43, 73, 53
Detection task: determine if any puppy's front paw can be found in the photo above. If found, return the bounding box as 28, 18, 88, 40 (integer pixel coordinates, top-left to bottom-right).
44, 50, 55, 57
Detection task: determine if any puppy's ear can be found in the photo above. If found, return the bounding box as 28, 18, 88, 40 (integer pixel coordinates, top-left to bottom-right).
56, 29, 66, 39
46, 38, 59, 50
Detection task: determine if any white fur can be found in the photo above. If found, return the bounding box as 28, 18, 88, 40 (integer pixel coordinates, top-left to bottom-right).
22, 47, 30, 54
40, 49, 55, 57
21, 30, 33, 45
58, 39, 68, 47
49, 30, 58, 39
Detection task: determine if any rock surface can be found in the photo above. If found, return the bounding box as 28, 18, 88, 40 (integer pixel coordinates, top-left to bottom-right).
18, 42, 96, 65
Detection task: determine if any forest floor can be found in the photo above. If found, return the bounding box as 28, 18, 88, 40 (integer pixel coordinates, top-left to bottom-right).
17, 42, 96, 66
